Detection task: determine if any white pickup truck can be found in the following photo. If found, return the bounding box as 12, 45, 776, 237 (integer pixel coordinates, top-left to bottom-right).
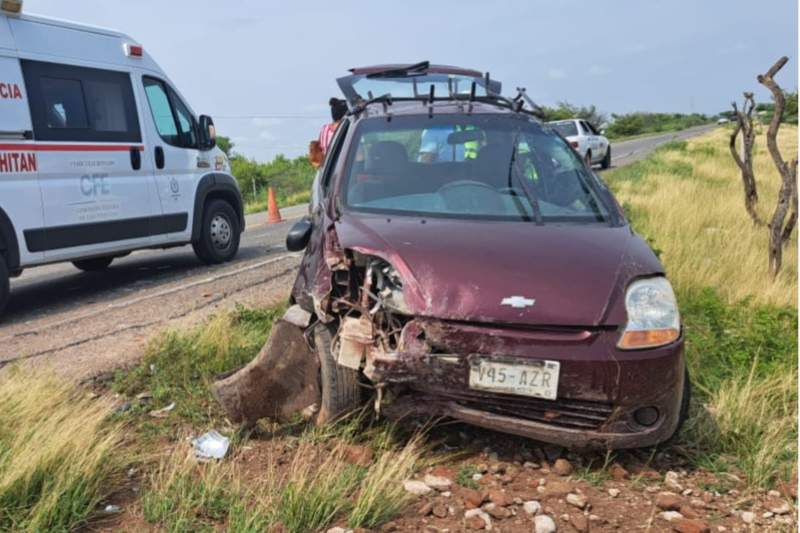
548, 119, 611, 169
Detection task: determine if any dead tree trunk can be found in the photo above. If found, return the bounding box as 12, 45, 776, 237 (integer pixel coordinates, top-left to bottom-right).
729, 92, 761, 225
757, 56, 799, 277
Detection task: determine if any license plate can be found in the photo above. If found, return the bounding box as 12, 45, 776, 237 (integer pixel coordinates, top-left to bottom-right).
469, 359, 560, 400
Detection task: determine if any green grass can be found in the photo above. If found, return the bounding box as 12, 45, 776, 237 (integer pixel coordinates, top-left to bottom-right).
113, 305, 283, 428
244, 189, 311, 215
574, 451, 615, 486
604, 129, 798, 489
456, 464, 480, 489
0, 372, 128, 533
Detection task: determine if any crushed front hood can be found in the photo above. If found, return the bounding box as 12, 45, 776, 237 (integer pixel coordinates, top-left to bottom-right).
336, 212, 659, 327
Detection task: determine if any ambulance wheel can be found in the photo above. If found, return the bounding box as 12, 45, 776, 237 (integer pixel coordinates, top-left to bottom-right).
0, 256, 9, 318
73, 257, 114, 271
312, 322, 363, 426
193, 199, 240, 265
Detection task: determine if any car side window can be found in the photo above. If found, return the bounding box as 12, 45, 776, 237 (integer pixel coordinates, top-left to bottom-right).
22, 60, 141, 142
143, 77, 198, 149
583, 121, 598, 135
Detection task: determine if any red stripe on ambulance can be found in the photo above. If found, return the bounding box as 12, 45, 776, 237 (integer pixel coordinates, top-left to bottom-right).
0, 152, 36, 173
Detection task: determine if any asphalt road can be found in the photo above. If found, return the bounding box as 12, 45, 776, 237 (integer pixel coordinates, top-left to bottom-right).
0, 125, 716, 378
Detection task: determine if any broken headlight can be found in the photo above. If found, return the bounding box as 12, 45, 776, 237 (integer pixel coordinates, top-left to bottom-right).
618, 277, 680, 350
371, 259, 406, 313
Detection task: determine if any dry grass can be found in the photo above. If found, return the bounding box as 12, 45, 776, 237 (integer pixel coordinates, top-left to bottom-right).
348, 433, 424, 528
686, 361, 798, 488
0, 371, 127, 532
609, 125, 798, 307
139, 424, 425, 532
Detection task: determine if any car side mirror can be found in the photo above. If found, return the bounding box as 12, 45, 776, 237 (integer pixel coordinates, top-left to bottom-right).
286, 217, 313, 251
600, 129, 606, 135
199, 115, 217, 150
309, 140, 323, 169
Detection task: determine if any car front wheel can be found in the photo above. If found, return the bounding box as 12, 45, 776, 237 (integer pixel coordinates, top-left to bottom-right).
0, 256, 9, 318
193, 199, 241, 264
313, 322, 363, 426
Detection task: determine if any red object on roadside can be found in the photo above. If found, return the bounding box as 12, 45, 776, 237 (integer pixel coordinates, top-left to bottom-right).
267, 187, 283, 224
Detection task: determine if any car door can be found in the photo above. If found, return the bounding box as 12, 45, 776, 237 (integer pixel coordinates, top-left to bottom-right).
20, 60, 158, 260
0, 55, 43, 267
139, 76, 198, 244
582, 120, 605, 161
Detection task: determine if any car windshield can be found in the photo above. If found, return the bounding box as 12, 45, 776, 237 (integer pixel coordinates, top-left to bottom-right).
341, 114, 611, 223
550, 121, 578, 137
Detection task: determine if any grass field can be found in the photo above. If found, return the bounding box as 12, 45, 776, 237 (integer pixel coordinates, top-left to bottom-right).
0, 126, 795, 530
604, 125, 798, 488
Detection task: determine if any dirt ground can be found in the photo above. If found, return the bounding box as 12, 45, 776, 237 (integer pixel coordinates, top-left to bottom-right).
0, 252, 301, 381
94, 422, 797, 533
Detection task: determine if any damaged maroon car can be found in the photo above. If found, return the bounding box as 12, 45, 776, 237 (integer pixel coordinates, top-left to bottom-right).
285, 62, 690, 449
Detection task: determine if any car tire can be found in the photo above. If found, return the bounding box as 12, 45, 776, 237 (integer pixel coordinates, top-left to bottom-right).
677, 366, 692, 432
313, 322, 363, 426
0, 256, 9, 318
73, 257, 114, 271
192, 199, 241, 265
601, 146, 612, 169
584, 150, 592, 167
664, 366, 692, 445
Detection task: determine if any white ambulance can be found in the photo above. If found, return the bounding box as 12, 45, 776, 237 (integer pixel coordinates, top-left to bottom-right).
0, 1, 244, 316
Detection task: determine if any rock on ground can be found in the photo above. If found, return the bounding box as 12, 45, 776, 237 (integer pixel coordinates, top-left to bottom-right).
552, 458, 573, 476
404, 480, 433, 496
423, 473, 452, 491
534, 514, 557, 533
523, 500, 542, 515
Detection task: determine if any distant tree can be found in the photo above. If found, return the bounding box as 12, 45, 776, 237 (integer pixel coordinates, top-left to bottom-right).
540, 101, 608, 128
216, 135, 234, 157
784, 91, 798, 123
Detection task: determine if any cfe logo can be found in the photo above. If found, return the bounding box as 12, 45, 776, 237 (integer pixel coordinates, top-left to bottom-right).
0, 83, 22, 100
0, 152, 37, 173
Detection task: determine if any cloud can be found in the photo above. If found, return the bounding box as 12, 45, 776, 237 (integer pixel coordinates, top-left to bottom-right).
258, 129, 277, 141
303, 102, 328, 113
588, 65, 611, 76
547, 68, 567, 80
251, 118, 283, 127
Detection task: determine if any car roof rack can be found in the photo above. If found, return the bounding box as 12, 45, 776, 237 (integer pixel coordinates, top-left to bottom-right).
351, 87, 545, 120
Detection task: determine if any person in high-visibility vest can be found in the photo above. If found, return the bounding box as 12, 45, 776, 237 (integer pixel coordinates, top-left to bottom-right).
419, 124, 481, 162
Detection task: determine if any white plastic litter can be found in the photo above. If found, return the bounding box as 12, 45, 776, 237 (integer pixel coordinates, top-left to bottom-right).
191, 431, 230, 460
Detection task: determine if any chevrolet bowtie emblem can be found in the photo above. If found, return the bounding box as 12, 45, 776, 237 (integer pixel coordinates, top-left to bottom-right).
501, 296, 536, 309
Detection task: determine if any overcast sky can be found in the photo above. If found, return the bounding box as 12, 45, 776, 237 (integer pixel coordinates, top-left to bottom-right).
25, 0, 799, 161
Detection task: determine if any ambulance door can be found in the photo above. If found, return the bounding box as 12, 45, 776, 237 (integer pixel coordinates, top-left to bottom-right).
139, 76, 198, 244
0, 54, 43, 267
21, 60, 158, 260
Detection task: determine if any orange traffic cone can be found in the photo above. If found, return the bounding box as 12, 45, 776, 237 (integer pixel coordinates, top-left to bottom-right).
267, 187, 283, 224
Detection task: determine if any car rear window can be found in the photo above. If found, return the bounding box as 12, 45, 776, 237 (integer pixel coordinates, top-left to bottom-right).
341, 115, 611, 224
550, 121, 578, 137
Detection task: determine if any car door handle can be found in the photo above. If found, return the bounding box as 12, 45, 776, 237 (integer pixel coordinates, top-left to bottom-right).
155, 146, 165, 170
130, 146, 142, 171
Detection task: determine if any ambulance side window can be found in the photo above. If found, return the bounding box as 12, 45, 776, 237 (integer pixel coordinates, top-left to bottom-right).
40, 78, 88, 129
143, 77, 198, 149
22, 60, 141, 142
